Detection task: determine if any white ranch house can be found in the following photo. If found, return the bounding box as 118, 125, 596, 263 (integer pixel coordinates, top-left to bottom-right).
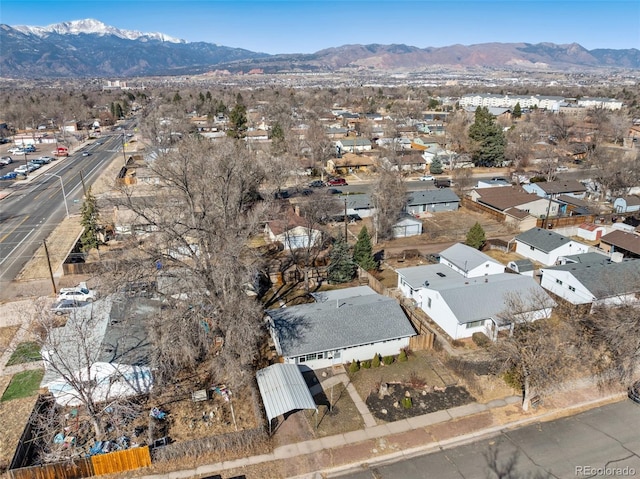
513, 228, 590, 266
265, 286, 415, 371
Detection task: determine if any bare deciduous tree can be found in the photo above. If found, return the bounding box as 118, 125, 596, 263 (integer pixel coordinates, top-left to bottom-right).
371, 166, 406, 243
106, 136, 268, 387
492, 291, 573, 411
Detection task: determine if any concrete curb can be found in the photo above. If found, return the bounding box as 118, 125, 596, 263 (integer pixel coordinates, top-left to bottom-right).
138, 391, 625, 479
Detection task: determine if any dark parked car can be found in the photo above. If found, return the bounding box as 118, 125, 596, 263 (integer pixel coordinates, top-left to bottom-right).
327, 188, 343, 195
308, 180, 325, 188
327, 178, 348, 186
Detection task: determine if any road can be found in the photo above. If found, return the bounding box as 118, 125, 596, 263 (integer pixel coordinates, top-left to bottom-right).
334, 400, 640, 478
0, 130, 131, 287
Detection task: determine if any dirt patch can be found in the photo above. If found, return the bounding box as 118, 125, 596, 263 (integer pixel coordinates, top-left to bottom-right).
366, 384, 475, 422
0, 325, 19, 351
17, 217, 84, 281
0, 395, 39, 470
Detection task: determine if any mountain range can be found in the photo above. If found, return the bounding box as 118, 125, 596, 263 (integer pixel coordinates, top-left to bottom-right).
1, 19, 638, 78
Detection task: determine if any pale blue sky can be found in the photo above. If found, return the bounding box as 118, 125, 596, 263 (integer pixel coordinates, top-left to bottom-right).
1, 0, 638, 54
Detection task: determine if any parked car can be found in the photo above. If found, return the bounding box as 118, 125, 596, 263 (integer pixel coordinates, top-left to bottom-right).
35, 156, 52, 164
0, 156, 13, 165
327, 188, 343, 195
8, 147, 24, 154
14, 165, 29, 174
419, 175, 434, 181
556, 166, 569, 172
27, 161, 41, 170
0, 172, 18, 180
51, 299, 83, 316
308, 180, 325, 188
30, 158, 48, 166
629, 381, 640, 404
23, 145, 36, 153
56, 282, 97, 303
327, 178, 348, 186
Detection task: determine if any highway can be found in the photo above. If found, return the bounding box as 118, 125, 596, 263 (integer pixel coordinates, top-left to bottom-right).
0, 131, 130, 288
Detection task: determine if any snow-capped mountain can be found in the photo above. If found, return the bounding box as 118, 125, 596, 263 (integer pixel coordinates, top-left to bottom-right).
12, 18, 185, 44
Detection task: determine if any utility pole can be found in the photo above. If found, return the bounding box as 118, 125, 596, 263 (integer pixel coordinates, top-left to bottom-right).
43, 240, 57, 294
344, 197, 348, 240
79, 170, 87, 198
121, 134, 127, 166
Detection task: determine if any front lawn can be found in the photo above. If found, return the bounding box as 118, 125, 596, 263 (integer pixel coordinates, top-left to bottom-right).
1, 369, 44, 402
6, 341, 41, 366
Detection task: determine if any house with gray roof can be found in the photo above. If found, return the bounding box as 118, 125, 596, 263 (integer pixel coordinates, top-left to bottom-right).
439, 243, 505, 278
540, 256, 640, 308
405, 188, 460, 215
513, 227, 590, 266
265, 286, 415, 371
338, 194, 374, 218
396, 263, 554, 340
523, 180, 587, 200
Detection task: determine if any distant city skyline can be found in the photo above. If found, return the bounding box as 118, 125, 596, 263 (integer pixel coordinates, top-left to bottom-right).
2, 0, 639, 54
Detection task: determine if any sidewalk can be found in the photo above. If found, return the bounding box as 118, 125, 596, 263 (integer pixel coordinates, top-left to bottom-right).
138, 379, 625, 479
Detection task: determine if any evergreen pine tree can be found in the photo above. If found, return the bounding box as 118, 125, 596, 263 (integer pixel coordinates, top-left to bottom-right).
513, 102, 522, 119
468, 106, 506, 167
465, 222, 486, 250
80, 187, 100, 252
328, 234, 356, 283
353, 226, 377, 271
227, 103, 248, 139
429, 157, 444, 174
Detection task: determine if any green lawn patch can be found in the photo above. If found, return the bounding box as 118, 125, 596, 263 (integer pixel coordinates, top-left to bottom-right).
1, 369, 44, 402
6, 341, 42, 366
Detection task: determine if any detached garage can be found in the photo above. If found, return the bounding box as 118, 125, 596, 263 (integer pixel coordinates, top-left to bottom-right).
393, 216, 423, 238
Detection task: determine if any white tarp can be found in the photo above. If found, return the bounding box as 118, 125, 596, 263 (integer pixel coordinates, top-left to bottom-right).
256, 363, 316, 423
45, 362, 153, 406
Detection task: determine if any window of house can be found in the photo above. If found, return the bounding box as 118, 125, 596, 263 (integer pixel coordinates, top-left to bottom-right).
530, 246, 535, 251
427, 297, 432, 308
556, 279, 563, 285
466, 320, 485, 329
568, 285, 576, 292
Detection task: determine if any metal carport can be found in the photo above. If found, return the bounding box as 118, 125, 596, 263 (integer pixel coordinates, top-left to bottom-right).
256, 363, 317, 434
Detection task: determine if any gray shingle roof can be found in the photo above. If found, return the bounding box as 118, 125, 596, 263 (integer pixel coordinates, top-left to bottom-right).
439, 243, 502, 273
515, 227, 573, 253
437, 274, 553, 324
338, 194, 373, 210
406, 189, 460, 206
542, 258, 640, 299
398, 265, 553, 323
267, 290, 414, 357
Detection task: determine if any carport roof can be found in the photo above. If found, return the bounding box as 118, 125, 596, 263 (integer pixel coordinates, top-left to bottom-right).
256, 363, 316, 423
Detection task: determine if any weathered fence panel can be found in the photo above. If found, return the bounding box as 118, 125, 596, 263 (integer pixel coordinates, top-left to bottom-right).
8, 458, 93, 479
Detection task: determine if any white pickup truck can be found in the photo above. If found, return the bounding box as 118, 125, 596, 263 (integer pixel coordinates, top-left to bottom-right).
56, 282, 97, 302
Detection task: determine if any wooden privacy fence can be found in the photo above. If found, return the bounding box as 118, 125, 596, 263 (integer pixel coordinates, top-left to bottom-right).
8, 447, 151, 479
409, 334, 435, 351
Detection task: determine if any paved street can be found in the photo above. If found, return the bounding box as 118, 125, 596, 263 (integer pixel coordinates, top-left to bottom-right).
335, 400, 640, 479
0, 130, 131, 287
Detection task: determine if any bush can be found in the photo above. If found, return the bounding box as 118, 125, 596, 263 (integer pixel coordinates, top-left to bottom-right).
349, 361, 360, 374
451, 339, 465, 348
398, 349, 408, 362
371, 354, 381, 368
361, 360, 371, 369
472, 332, 491, 348
401, 397, 412, 409
502, 368, 522, 390
382, 355, 394, 366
